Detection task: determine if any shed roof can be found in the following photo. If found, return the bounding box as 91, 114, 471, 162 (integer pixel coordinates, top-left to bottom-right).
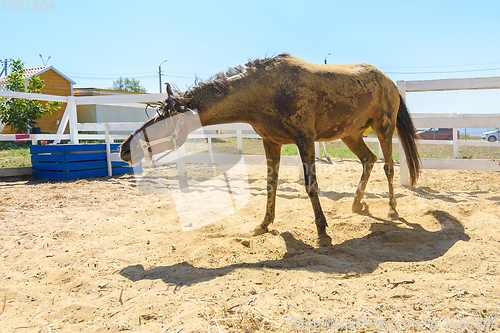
74, 88, 144, 96
0, 65, 76, 85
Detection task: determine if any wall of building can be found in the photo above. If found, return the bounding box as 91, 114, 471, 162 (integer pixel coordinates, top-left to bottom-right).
2, 68, 71, 134
35, 69, 71, 133
95, 105, 150, 123
77, 104, 97, 123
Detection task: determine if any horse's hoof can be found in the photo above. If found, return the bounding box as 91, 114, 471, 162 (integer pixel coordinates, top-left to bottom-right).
317, 235, 332, 247
253, 226, 268, 236
352, 202, 364, 213
352, 202, 370, 215
388, 211, 399, 220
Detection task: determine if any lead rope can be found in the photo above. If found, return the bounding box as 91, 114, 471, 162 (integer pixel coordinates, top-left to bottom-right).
137, 128, 153, 163
150, 112, 186, 163
133, 112, 186, 164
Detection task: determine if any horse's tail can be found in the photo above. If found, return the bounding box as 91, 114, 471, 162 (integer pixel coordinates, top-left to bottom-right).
396, 95, 421, 188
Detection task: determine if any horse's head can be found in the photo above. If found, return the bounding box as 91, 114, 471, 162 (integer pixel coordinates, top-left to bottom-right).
120, 84, 198, 165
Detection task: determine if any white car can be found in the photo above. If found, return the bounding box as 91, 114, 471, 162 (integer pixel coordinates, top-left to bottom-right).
481, 129, 500, 142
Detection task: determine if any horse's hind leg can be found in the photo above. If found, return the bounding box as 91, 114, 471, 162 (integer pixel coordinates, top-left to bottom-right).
253, 139, 281, 235
341, 135, 377, 214
374, 126, 399, 220
296, 137, 332, 247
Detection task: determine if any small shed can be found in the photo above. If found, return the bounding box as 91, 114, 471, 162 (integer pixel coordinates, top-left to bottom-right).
0, 66, 75, 134
75, 88, 150, 124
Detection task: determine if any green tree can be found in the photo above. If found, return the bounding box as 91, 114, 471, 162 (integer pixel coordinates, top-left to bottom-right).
0, 60, 60, 133
110, 77, 147, 93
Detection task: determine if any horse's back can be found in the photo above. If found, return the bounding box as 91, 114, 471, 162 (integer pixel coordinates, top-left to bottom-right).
277, 56, 399, 140
284, 55, 387, 81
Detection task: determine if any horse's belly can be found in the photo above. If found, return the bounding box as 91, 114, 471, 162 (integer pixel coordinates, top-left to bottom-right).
316, 116, 372, 141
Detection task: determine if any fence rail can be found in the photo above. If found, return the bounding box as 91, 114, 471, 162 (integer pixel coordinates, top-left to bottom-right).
398, 76, 500, 185
1, 87, 499, 183
2, 120, 499, 181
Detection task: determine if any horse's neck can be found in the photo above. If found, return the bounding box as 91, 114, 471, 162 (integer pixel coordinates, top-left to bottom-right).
181, 109, 244, 135
191, 80, 255, 127
197, 105, 250, 127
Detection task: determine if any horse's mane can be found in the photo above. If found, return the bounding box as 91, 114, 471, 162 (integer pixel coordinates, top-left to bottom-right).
181, 53, 291, 106
244, 53, 290, 72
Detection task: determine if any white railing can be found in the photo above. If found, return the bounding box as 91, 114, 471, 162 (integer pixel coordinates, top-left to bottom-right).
0, 90, 168, 144
410, 114, 500, 173
397, 77, 500, 185
1, 86, 499, 184
0, 121, 304, 178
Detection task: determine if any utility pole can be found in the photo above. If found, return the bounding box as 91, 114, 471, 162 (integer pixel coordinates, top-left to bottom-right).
159, 59, 167, 93
0, 59, 8, 77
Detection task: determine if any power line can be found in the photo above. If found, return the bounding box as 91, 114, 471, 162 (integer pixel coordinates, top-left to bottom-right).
66, 60, 500, 81
381, 61, 500, 69
70, 75, 157, 80
66, 71, 155, 77
384, 67, 500, 75
164, 74, 203, 79
70, 75, 200, 82
66, 70, 209, 77
68, 73, 203, 81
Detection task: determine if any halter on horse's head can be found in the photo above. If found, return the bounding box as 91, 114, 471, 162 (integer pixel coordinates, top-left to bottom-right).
119, 83, 195, 165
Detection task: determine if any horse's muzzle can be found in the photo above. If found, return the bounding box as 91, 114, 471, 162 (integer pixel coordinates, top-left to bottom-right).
119, 145, 133, 165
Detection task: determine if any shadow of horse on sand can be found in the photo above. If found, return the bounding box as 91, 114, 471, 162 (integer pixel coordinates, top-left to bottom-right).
120, 210, 469, 288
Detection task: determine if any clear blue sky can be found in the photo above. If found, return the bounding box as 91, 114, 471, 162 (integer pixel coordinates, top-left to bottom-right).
2, 0, 500, 115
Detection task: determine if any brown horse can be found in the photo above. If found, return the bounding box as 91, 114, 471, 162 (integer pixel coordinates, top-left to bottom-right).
120, 54, 420, 247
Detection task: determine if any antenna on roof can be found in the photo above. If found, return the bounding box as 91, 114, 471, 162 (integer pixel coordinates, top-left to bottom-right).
39, 54, 51, 66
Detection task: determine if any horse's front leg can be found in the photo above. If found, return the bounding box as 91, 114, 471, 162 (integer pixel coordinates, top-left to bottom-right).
253, 139, 281, 236
297, 138, 332, 247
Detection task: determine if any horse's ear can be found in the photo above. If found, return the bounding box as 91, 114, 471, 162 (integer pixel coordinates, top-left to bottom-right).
166, 83, 173, 97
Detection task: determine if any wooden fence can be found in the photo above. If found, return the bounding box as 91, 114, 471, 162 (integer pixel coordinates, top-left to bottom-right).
397, 77, 500, 185
1, 85, 499, 183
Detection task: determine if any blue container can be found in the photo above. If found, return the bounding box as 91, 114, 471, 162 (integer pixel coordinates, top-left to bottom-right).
30, 144, 140, 180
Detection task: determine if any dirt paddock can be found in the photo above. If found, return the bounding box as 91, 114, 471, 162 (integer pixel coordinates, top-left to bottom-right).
1, 159, 499, 332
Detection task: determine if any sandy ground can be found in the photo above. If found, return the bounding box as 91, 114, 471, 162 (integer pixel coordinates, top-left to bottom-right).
1, 159, 500, 332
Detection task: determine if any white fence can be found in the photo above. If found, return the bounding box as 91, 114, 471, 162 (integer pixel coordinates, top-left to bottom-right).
0, 90, 169, 143
1, 84, 500, 183
397, 77, 500, 185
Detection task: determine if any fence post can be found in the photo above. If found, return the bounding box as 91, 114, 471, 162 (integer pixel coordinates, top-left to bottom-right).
176, 145, 186, 176
452, 115, 459, 159
207, 136, 213, 155
105, 124, 112, 176
378, 140, 383, 160
397, 80, 409, 186
237, 129, 243, 154
399, 143, 409, 186
52, 96, 71, 144
314, 142, 320, 159
323, 142, 330, 160
67, 96, 79, 144
297, 148, 304, 181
